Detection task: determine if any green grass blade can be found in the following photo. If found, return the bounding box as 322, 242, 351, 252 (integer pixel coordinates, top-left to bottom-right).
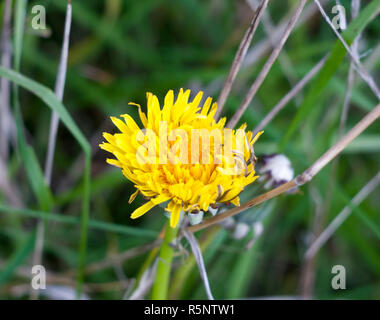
0, 67, 90, 153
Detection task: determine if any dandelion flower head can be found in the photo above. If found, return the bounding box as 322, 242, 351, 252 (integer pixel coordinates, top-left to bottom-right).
100, 89, 263, 228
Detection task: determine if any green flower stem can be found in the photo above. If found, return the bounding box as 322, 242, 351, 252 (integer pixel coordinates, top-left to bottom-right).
151, 220, 179, 300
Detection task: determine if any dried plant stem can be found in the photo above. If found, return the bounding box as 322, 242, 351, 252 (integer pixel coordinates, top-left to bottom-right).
188, 102, 380, 233
247, 0, 298, 87
253, 55, 328, 134
227, 0, 307, 129
31, 0, 72, 300
44, 0, 72, 184
243, 0, 329, 68
215, 0, 269, 120
151, 221, 179, 300
0, 0, 13, 162
306, 171, 380, 259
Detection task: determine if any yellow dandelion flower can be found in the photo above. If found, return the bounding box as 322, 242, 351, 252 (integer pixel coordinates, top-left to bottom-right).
100, 89, 263, 228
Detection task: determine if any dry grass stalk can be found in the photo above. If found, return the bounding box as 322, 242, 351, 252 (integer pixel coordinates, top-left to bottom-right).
247, 0, 298, 87
243, 0, 329, 68
215, 0, 269, 120
227, 0, 308, 129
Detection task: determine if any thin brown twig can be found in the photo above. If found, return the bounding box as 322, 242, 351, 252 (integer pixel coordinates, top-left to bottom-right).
227, 0, 308, 129
247, 0, 298, 88
243, 0, 329, 68
188, 102, 380, 233
215, 0, 269, 120
204, 0, 327, 101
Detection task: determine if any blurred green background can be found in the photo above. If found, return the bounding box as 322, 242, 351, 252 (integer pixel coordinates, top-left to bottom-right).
0, 0, 380, 299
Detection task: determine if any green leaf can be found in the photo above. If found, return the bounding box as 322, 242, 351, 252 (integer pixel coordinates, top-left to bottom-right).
1, 67, 90, 154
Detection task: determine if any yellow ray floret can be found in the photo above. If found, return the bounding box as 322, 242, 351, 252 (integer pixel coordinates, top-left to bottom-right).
100, 89, 263, 228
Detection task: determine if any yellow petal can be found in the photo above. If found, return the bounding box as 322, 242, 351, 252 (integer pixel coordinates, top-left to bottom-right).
167, 201, 182, 228
120, 114, 140, 132
128, 189, 139, 204
207, 102, 218, 118
164, 90, 174, 107
151, 194, 170, 204
103, 132, 116, 144
110, 116, 129, 133
191, 91, 203, 108
230, 196, 240, 206
219, 187, 243, 202
106, 158, 122, 168
128, 102, 148, 127
130, 201, 156, 219
201, 97, 212, 116
99, 142, 116, 153
251, 130, 264, 145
